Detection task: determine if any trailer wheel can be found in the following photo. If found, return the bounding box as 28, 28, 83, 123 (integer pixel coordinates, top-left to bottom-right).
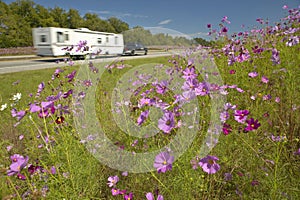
131, 50, 135, 56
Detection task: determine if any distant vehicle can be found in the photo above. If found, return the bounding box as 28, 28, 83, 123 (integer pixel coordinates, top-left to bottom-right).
32, 27, 124, 59
123, 43, 148, 55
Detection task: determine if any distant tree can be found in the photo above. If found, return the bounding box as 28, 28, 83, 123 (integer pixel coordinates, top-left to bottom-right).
34, 5, 57, 27
67, 9, 83, 29
193, 37, 214, 47
50, 7, 68, 28
107, 17, 129, 33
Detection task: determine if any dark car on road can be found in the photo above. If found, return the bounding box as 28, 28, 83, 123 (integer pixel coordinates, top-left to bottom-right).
123, 43, 148, 55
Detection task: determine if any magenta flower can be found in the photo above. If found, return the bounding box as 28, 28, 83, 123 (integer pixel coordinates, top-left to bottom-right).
244, 118, 261, 132
111, 188, 120, 196
234, 110, 250, 123
107, 175, 119, 187
146, 192, 164, 200
199, 155, 220, 174
229, 69, 236, 74
124, 192, 133, 200
222, 123, 232, 135
158, 111, 176, 134
154, 151, 174, 173
207, 24, 211, 28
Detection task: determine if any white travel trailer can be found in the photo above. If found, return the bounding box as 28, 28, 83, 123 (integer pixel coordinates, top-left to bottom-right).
32, 27, 124, 58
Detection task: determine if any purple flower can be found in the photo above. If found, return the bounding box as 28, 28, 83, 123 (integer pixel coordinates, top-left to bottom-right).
155, 80, 169, 94
286, 36, 299, 47
248, 71, 258, 78
36, 82, 45, 97
182, 67, 197, 80
224, 173, 233, 181
139, 98, 155, 108
182, 78, 198, 91
221, 16, 231, 24
234, 110, 250, 123
199, 155, 220, 174
137, 110, 149, 126
195, 82, 209, 96
11, 108, 26, 121
65, 70, 76, 82
7, 154, 29, 176
146, 192, 164, 200
29, 103, 41, 113
294, 148, 300, 155
244, 118, 261, 132
263, 94, 272, 101
271, 48, 280, 65
154, 151, 174, 173
158, 111, 176, 134
190, 156, 200, 170
220, 111, 229, 123
107, 175, 119, 187
50, 166, 56, 174
63, 89, 73, 98
207, 24, 211, 28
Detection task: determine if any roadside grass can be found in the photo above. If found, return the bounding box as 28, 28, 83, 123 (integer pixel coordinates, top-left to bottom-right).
0, 19, 300, 200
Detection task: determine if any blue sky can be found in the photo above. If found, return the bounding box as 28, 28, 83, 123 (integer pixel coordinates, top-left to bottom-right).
3, 0, 300, 38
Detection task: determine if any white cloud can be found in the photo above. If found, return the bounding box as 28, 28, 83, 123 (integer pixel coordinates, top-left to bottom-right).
158, 19, 172, 25
86, 10, 148, 18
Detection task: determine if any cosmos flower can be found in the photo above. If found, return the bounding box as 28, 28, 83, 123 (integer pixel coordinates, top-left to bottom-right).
146, 192, 164, 200
7, 154, 29, 176
158, 111, 176, 134
153, 151, 174, 173
107, 175, 119, 187
222, 123, 232, 135
199, 155, 220, 174
234, 110, 250, 123
248, 71, 258, 78
261, 76, 269, 83
244, 118, 261, 132
124, 192, 133, 200
137, 110, 149, 126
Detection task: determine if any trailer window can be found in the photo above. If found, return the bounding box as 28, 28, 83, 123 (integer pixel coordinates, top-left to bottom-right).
97, 38, 102, 44
40, 35, 46, 43
65, 34, 69, 41
106, 37, 109, 43
115, 36, 118, 45
57, 32, 64, 43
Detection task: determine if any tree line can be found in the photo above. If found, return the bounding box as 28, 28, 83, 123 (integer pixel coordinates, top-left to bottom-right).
0, 0, 213, 48
0, 0, 129, 47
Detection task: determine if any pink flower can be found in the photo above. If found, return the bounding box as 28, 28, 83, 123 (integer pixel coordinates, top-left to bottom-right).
261, 76, 269, 83
248, 71, 258, 78
107, 175, 119, 187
